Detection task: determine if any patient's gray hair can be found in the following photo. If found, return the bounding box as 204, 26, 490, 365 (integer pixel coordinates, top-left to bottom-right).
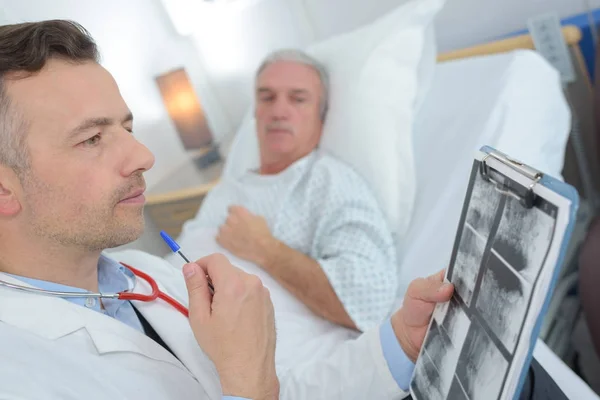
256, 49, 330, 121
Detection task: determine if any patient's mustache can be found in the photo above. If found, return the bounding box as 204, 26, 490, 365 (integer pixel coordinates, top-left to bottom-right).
266, 122, 294, 134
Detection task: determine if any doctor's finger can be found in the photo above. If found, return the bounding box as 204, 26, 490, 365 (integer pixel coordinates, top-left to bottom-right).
430, 269, 446, 283
183, 263, 212, 321
195, 253, 243, 285
406, 274, 454, 304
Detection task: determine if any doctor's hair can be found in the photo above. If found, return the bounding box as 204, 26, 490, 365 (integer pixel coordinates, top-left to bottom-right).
256, 49, 330, 121
0, 20, 99, 172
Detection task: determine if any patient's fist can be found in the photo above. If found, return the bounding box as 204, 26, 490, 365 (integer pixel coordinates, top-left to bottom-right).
217, 205, 276, 265
391, 269, 454, 362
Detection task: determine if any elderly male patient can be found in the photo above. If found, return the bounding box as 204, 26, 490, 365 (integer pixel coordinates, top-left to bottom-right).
182, 50, 397, 331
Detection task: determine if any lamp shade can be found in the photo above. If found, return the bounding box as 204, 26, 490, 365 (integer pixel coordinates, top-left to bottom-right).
155, 68, 213, 149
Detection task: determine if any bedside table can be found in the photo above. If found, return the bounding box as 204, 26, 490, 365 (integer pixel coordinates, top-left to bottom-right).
145, 157, 224, 237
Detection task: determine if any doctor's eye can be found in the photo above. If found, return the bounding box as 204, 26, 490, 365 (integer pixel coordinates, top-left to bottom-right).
82, 133, 102, 147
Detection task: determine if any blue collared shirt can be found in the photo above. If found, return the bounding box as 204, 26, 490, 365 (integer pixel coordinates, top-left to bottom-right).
8, 254, 144, 333
9, 255, 414, 398
379, 318, 415, 391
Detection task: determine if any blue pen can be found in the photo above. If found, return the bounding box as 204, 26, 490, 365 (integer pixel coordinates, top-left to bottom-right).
160, 230, 215, 294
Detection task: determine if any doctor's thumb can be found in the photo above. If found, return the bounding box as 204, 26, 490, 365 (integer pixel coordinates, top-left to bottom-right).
183, 263, 212, 321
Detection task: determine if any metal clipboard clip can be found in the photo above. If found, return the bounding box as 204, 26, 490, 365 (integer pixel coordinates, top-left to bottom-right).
479, 150, 543, 209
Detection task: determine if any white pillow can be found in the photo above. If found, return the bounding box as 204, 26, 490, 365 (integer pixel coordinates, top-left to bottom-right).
222, 0, 446, 235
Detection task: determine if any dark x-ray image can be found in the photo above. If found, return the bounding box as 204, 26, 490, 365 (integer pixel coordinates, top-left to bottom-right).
412, 302, 472, 399
412, 321, 453, 399
455, 320, 509, 400
465, 171, 502, 238
412, 354, 444, 400
412, 159, 561, 400
492, 196, 555, 285
442, 297, 471, 348
448, 376, 470, 400
452, 225, 486, 306
412, 322, 446, 400
476, 251, 531, 354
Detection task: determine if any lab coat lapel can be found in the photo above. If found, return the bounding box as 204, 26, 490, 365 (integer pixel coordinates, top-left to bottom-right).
0, 273, 187, 373
130, 267, 223, 398
0, 273, 84, 339
81, 310, 188, 371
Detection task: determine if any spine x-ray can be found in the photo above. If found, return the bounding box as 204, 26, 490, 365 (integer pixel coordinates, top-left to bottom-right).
410, 150, 577, 400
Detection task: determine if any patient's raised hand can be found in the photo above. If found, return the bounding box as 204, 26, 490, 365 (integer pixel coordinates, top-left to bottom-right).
216, 205, 277, 266
391, 269, 454, 362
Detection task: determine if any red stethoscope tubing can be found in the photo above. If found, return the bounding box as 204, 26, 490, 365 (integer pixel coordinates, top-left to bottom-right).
118, 262, 189, 318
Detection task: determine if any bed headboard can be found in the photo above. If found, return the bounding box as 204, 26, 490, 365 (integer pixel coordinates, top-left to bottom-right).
437, 26, 582, 64
438, 25, 600, 208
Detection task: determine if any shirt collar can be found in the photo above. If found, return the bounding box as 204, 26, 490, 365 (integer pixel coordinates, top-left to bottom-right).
6, 253, 132, 297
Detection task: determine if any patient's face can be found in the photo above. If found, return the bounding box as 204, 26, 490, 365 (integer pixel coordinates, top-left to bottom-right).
5, 59, 155, 250
255, 61, 323, 167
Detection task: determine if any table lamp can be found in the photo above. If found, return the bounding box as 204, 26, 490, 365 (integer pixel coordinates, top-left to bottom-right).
155, 67, 221, 168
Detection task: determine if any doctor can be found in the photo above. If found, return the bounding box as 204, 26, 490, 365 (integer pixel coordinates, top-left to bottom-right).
0, 19, 567, 400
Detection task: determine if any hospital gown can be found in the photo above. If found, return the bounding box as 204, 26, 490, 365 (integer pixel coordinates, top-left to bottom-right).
181, 150, 397, 331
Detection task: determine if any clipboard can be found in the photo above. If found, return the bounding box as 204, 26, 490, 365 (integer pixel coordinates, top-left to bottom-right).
410, 146, 579, 400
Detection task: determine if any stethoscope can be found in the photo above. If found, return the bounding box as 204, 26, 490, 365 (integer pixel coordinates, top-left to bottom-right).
0, 262, 190, 317
0, 231, 212, 318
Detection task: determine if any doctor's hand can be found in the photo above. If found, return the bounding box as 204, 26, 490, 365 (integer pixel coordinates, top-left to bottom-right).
216, 206, 276, 266
391, 269, 454, 362
183, 254, 279, 400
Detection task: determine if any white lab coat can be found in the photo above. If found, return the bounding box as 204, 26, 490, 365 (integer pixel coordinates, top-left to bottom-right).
0, 250, 408, 400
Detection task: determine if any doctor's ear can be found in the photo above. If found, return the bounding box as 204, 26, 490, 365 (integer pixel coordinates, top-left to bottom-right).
0, 166, 22, 217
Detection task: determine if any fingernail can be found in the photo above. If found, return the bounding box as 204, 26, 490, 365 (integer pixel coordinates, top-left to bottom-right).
438, 282, 452, 292
183, 263, 197, 278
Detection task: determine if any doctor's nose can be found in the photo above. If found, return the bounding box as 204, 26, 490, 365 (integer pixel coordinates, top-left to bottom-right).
121, 135, 155, 177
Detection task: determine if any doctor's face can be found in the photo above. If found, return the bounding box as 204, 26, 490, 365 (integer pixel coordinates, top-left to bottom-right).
255, 61, 324, 166
6, 59, 155, 250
